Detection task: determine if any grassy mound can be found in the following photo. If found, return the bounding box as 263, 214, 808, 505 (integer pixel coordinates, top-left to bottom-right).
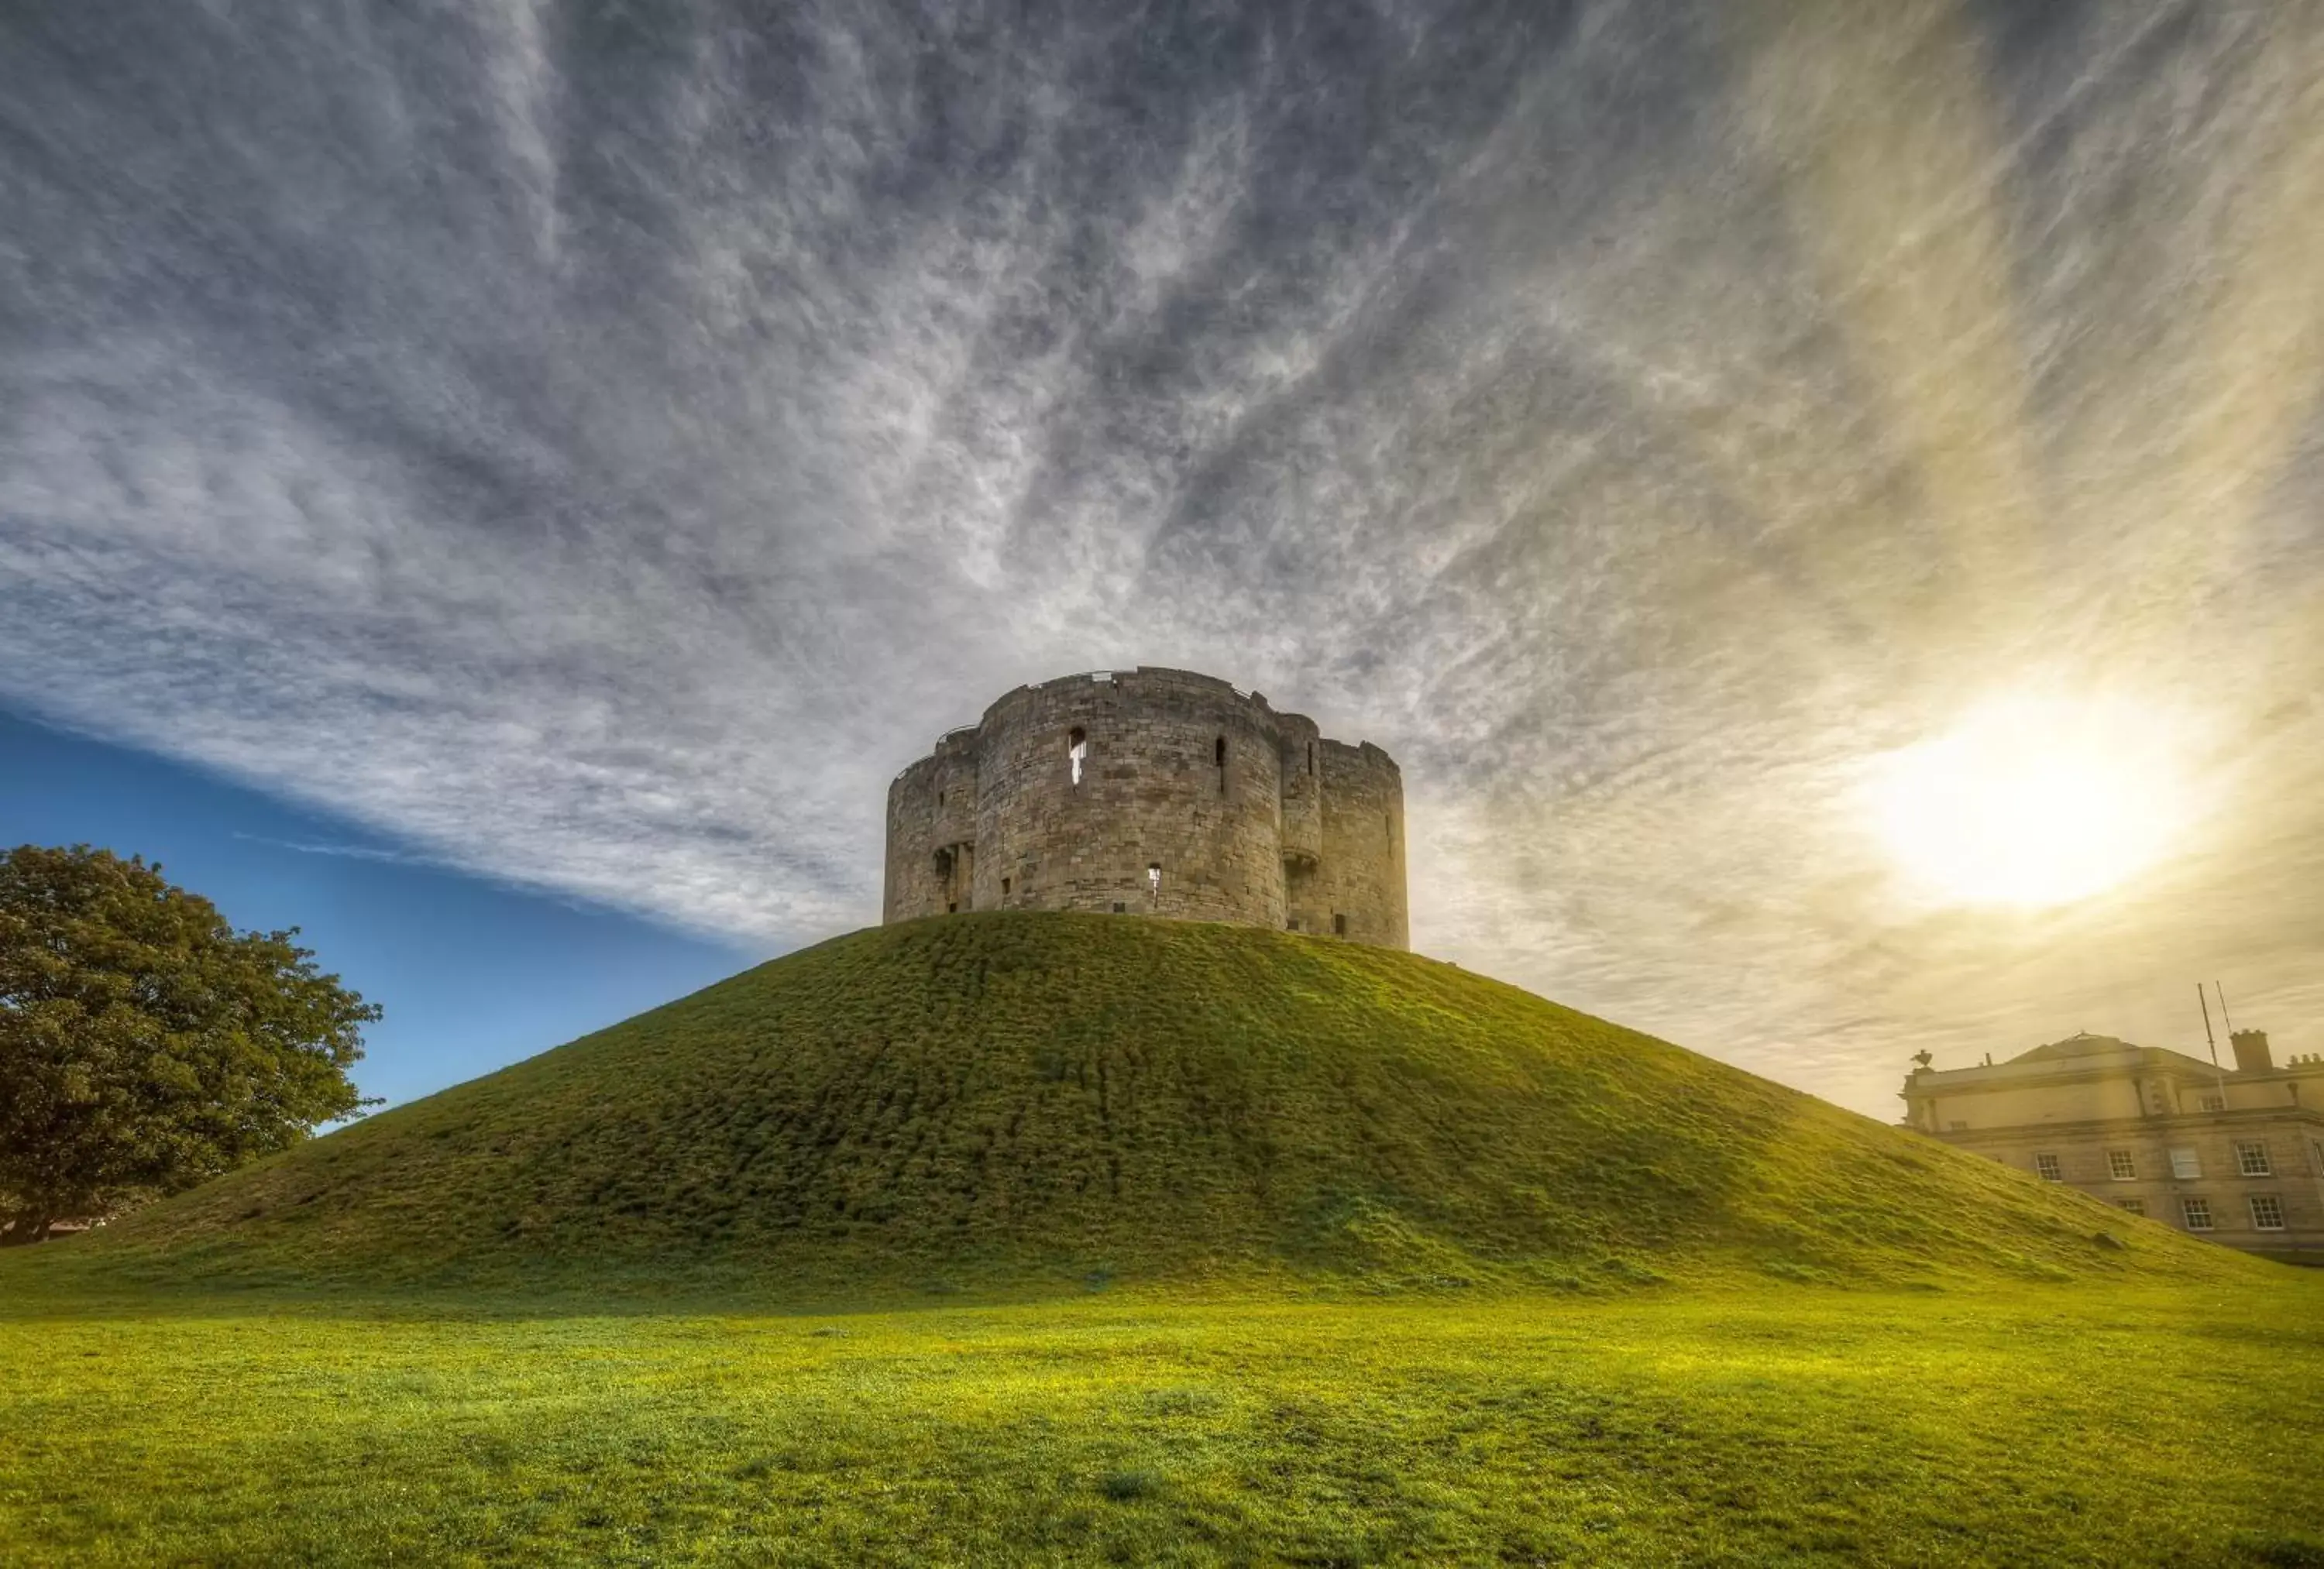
46, 913, 2243, 1299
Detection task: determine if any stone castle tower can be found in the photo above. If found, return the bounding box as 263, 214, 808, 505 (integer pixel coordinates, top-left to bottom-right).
884, 667, 1408, 948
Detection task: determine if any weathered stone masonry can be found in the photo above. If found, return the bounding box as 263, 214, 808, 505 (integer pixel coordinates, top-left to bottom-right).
885, 668, 1408, 949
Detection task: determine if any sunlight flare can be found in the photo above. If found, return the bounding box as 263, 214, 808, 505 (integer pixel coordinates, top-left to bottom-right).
1865, 691, 2201, 908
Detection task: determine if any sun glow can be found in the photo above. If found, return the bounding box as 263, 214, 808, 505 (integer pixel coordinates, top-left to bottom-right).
1866, 692, 2199, 909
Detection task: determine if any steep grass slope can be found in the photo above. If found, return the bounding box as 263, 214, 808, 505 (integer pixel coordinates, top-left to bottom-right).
64, 914, 2241, 1299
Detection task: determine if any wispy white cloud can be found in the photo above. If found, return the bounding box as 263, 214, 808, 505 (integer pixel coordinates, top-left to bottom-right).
2, 0, 2321, 1114
231, 833, 432, 867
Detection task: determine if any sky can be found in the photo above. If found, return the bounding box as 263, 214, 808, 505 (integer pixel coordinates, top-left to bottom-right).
0, 709, 757, 1107
2, 0, 2320, 1120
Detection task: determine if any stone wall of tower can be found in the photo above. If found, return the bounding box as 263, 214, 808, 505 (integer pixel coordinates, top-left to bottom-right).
882, 667, 1406, 948
1277, 711, 1323, 867
1305, 740, 1408, 949
968, 668, 1288, 923
883, 728, 980, 921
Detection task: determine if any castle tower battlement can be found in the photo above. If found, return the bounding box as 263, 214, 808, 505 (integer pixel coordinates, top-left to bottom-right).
884, 668, 1408, 948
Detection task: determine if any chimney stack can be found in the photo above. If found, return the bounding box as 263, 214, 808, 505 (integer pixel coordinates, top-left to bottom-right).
2230, 1028, 2274, 1074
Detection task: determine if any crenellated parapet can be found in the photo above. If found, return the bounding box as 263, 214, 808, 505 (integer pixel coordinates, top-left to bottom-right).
883, 668, 1406, 948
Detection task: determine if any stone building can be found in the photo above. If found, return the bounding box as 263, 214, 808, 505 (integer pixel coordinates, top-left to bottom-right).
1900, 1028, 2324, 1262
884, 667, 1408, 948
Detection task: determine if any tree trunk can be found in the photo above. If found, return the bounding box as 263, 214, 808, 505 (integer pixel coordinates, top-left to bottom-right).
0, 1210, 56, 1246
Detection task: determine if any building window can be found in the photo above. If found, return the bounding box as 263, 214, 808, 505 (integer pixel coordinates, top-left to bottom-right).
2181, 1196, 2213, 1231
2200, 1093, 2226, 1112
1306, 741, 1315, 775
1148, 863, 1162, 894
1068, 727, 1088, 786
946, 901, 957, 914
1948, 1121, 1968, 1132
1215, 736, 1227, 794
2033, 1154, 2063, 1182
1111, 901, 1126, 913
2116, 1199, 2145, 1216
2249, 1195, 2285, 1231
2236, 1141, 2272, 1177
1332, 912, 1348, 937
2169, 1148, 2202, 1180
1002, 877, 1011, 896
2107, 1150, 2137, 1181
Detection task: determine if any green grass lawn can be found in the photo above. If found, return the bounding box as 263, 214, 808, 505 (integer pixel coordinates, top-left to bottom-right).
14, 915, 2314, 1562
6, 1275, 2322, 1567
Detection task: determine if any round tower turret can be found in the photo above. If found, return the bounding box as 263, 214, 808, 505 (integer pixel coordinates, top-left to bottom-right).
882, 668, 1406, 947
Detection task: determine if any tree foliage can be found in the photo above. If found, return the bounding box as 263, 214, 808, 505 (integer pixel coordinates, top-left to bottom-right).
0, 845, 379, 1244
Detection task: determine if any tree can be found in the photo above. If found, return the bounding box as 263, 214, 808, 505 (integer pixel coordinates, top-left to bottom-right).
0, 845, 380, 1244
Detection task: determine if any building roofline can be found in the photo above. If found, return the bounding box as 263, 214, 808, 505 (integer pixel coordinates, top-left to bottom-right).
1908, 1039, 2228, 1084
